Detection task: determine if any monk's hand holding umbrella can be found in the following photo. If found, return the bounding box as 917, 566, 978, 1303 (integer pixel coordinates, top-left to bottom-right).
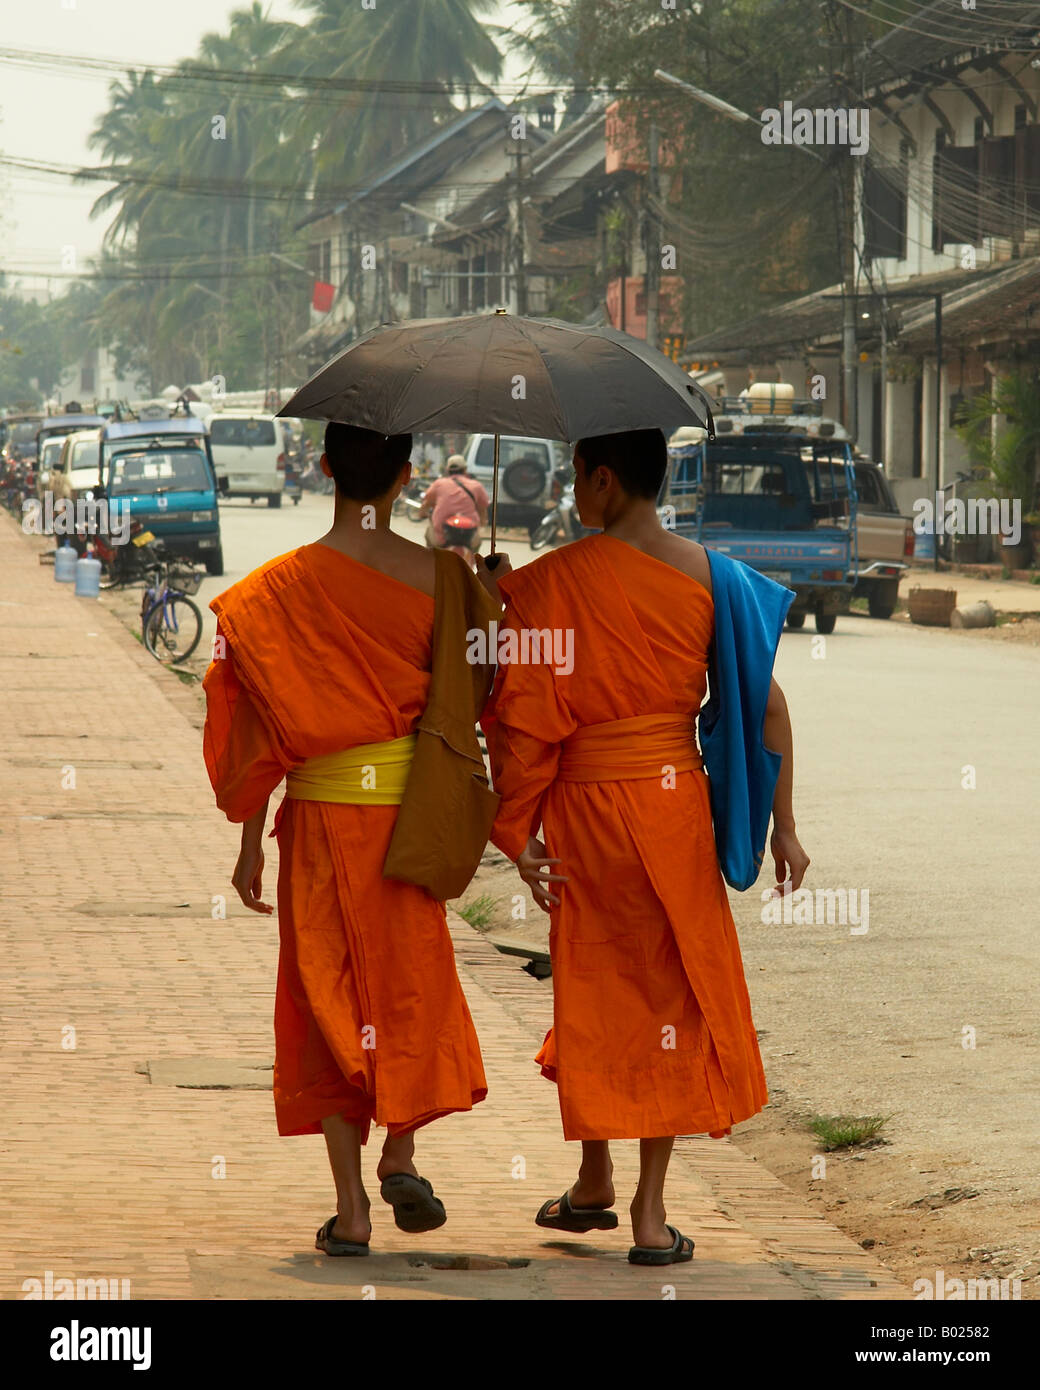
474, 550, 511, 601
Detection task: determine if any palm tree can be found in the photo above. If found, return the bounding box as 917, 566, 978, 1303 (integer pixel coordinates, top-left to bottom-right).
83, 70, 168, 246
494, 0, 593, 128
82, 5, 308, 387
288, 0, 502, 191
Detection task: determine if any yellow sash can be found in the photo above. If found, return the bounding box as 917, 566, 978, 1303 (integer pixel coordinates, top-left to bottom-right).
285, 734, 416, 805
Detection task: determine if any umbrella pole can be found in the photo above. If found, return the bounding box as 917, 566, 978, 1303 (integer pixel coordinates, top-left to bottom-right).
490, 432, 500, 555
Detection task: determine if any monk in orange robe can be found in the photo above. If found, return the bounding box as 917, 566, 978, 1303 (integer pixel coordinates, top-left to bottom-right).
484, 428, 810, 1265
203, 424, 492, 1256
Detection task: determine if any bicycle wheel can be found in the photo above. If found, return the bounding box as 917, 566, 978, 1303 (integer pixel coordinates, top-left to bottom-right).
142, 593, 203, 663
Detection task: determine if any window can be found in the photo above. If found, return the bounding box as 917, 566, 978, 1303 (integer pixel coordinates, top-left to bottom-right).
932, 144, 980, 249
1014, 123, 1040, 214
979, 135, 1016, 237
474, 438, 551, 471
712, 462, 789, 495
107, 449, 211, 495
309, 239, 332, 285
864, 157, 908, 260
80, 366, 95, 394
209, 418, 276, 447
1015, 104, 1027, 131
70, 438, 99, 469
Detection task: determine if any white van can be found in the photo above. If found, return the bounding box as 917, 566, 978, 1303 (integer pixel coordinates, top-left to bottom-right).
50, 428, 103, 504
208, 412, 289, 507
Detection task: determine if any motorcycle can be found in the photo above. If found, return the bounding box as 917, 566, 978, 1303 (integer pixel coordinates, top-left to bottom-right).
282, 457, 304, 505
393, 475, 429, 520
529, 469, 586, 550
298, 456, 333, 494
437, 512, 481, 568
1, 454, 34, 516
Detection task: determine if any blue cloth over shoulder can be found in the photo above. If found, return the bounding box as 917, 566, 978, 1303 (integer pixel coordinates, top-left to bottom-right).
700, 550, 794, 891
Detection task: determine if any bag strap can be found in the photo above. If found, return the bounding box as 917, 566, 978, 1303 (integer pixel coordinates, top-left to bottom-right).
452, 476, 476, 504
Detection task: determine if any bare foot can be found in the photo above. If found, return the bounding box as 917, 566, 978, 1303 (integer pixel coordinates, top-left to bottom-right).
543, 1175, 616, 1219
630, 1196, 675, 1249
376, 1133, 419, 1184
331, 1195, 371, 1245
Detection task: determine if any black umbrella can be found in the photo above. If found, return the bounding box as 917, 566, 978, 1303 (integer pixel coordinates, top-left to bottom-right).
278, 310, 715, 550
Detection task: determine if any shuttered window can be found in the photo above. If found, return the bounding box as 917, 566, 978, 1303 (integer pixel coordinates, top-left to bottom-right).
932, 144, 980, 249
864, 161, 907, 260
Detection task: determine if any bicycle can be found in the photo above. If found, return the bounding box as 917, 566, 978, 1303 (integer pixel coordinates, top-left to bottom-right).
139, 551, 204, 663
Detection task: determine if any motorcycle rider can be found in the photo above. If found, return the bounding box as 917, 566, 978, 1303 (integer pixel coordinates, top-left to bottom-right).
417, 454, 489, 568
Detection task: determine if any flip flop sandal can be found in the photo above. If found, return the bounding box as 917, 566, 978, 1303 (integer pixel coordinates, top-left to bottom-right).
627, 1224, 695, 1266
315, 1215, 370, 1257
535, 1190, 620, 1233
379, 1173, 447, 1233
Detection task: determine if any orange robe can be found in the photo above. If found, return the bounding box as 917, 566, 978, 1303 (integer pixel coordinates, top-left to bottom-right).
203, 542, 487, 1140
484, 534, 767, 1142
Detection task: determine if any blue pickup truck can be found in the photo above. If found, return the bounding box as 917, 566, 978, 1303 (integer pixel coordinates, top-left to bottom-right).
663, 395, 858, 633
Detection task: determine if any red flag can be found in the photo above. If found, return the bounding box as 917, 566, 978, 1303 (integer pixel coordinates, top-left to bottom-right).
312, 280, 335, 314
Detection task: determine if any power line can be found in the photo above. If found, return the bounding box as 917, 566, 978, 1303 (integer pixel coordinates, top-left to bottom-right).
0, 42, 605, 97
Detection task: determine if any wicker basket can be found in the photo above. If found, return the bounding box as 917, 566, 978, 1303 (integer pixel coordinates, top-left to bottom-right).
168, 565, 203, 596
908, 586, 957, 627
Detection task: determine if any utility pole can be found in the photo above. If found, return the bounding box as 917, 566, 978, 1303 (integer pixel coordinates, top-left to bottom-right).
645, 124, 661, 349
511, 141, 527, 316
836, 1, 860, 443
933, 292, 942, 573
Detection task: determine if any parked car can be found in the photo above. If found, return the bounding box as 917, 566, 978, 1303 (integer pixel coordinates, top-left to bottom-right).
208, 412, 290, 507
462, 434, 562, 534
48, 428, 104, 507
99, 418, 224, 574
36, 435, 68, 499
807, 454, 915, 619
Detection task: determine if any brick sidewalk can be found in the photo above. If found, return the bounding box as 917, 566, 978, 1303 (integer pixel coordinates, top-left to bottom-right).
0, 514, 908, 1301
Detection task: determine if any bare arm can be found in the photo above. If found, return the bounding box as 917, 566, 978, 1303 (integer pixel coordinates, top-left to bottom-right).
763, 679, 810, 891
232, 797, 274, 914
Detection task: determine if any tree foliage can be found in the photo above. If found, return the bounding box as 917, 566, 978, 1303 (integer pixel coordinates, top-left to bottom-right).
39, 0, 504, 395
34, 0, 885, 391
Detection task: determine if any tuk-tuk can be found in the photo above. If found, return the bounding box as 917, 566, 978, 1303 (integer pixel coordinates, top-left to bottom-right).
99, 418, 225, 574
663, 396, 858, 634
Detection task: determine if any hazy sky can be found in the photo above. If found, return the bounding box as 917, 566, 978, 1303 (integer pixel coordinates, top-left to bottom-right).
0, 0, 518, 295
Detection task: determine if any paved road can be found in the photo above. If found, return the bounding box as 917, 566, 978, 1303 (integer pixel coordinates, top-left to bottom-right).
737, 608, 1038, 1237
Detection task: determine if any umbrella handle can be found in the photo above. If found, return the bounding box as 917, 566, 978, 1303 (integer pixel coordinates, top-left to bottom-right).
489, 432, 500, 555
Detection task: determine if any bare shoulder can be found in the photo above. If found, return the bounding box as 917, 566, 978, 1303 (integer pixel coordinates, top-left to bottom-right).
649, 531, 713, 597
386, 533, 437, 598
